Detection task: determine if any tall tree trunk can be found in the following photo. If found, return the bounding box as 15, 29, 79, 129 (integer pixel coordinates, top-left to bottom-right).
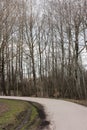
75, 25, 81, 99
1, 43, 7, 95
0, 48, 1, 93
30, 0, 37, 95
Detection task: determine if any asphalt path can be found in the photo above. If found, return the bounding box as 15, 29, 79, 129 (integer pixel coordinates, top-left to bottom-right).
0, 96, 87, 130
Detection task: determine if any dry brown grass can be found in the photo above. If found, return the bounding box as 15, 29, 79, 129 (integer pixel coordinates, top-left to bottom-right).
63, 99, 87, 107
0, 103, 9, 115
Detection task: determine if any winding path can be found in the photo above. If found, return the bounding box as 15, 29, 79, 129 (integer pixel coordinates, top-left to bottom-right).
0, 96, 87, 130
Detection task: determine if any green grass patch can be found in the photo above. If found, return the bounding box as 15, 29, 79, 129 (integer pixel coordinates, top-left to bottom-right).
30, 106, 38, 123
0, 99, 39, 130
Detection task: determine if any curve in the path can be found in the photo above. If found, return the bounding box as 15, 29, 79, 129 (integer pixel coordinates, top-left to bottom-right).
0, 96, 87, 130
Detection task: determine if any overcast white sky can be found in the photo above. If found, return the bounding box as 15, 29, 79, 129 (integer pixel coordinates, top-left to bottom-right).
82, 49, 87, 69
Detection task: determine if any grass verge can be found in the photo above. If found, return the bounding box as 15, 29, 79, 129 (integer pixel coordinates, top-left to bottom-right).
0, 99, 39, 130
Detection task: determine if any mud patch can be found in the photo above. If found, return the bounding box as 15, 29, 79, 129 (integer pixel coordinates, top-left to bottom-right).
29, 102, 50, 130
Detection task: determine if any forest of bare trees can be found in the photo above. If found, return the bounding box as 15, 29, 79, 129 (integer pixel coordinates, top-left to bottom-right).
0, 0, 87, 99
